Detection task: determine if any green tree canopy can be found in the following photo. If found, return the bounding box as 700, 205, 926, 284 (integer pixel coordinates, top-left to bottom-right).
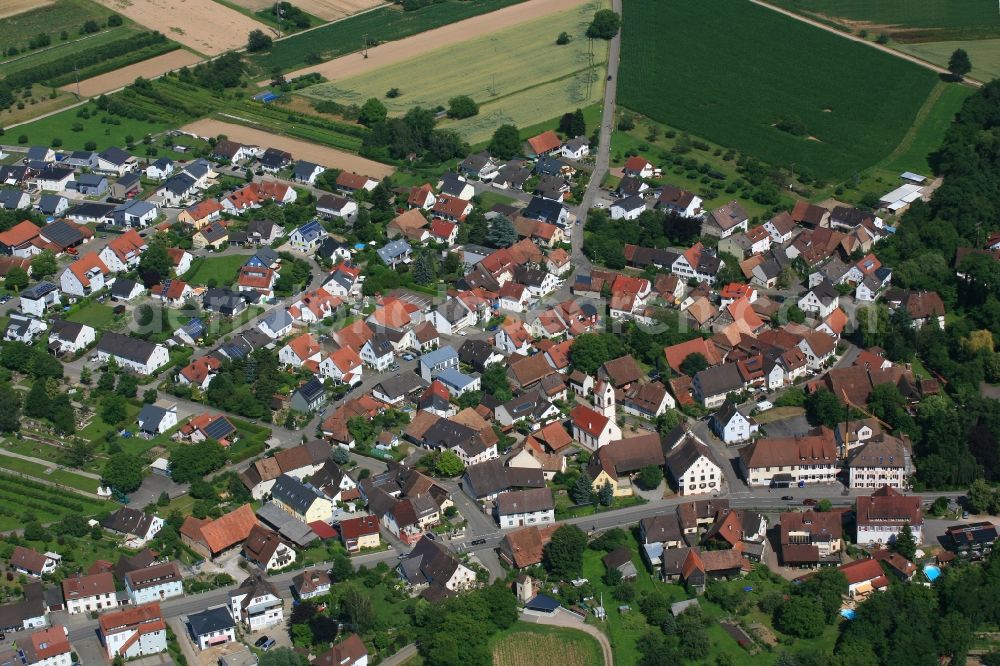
169, 440, 228, 483
4, 265, 28, 291
102, 453, 144, 493
359, 97, 388, 127
586, 9, 621, 39
569, 333, 626, 374
434, 451, 465, 477
247, 29, 273, 52
488, 124, 521, 160
447, 95, 479, 119
543, 524, 588, 579
679, 352, 708, 377
948, 48, 972, 80
31, 250, 57, 277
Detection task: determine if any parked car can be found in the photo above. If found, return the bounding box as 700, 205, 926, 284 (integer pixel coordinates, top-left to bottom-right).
401, 353, 415, 361
471, 538, 487, 546
802, 499, 818, 506
781, 495, 794, 501
262, 639, 276, 651
254, 636, 270, 648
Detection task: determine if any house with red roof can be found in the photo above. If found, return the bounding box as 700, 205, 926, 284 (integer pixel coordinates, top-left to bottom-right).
570, 404, 622, 450
839, 558, 889, 599
178, 355, 222, 390
0, 220, 41, 257
178, 199, 223, 229
525, 130, 561, 158
60, 252, 110, 296
99, 602, 167, 660
336, 171, 379, 194
150, 279, 193, 307
279, 333, 323, 370
319, 347, 363, 386
623, 156, 654, 178
429, 218, 458, 245
407, 183, 436, 210
664, 338, 723, 375
288, 288, 343, 324
237, 265, 277, 298
432, 195, 472, 222
21, 626, 73, 665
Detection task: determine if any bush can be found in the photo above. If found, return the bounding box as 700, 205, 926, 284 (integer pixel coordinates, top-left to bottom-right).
586, 9, 621, 39
556, 31, 571, 45
247, 29, 273, 52
108, 14, 123, 27
447, 95, 479, 119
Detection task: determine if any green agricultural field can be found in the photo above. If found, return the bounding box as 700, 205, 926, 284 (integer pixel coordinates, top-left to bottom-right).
0, 0, 124, 54
896, 39, 1000, 84
879, 81, 973, 175
0, 471, 109, 530
491, 623, 603, 666
10, 102, 174, 151
0, 28, 139, 77
183, 254, 248, 287
618, 0, 941, 182
251, 0, 529, 72
768, 0, 1000, 41
304, 1, 607, 144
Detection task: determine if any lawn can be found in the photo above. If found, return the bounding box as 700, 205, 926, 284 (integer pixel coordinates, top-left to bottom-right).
767, 0, 1000, 41
79, 399, 142, 444
182, 254, 249, 287
303, 1, 608, 144
250, 0, 531, 72
491, 622, 603, 666
9, 102, 174, 152
476, 191, 518, 211
878, 81, 973, 175
618, 0, 941, 182
67, 301, 118, 329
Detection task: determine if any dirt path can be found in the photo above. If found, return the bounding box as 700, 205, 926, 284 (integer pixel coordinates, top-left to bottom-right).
748, 0, 983, 88
91, 0, 272, 55
63, 49, 203, 97
181, 118, 395, 177
280, 0, 593, 83
520, 610, 614, 666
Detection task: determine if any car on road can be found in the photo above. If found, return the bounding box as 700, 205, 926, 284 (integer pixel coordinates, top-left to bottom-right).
802, 499, 818, 506
781, 495, 794, 501
471, 538, 487, 546
254, 636, 271, 648
401, 353, 415, 361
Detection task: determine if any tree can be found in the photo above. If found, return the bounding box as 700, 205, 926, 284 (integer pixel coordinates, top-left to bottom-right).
447, 95, 479, 119
948, 48, 972, 80
485, 214, 517, 248
332, 447, 351, 465
100, 394, 129, 425
569, 333, 626, 374
892, 523, 918, 561
342, 585, 376, 633
816, 498, 833, 513
481, 364, 513, 401
169, 440, 228, 483
24, 379, 51, 419
556, 31, 571, 45
143, 389, 158, 404
79, 366, 92, 385
571, 474, 594, 505
775, 596, 825, 638
679, 352, 708, 377
411, 253, 436, 285
637, 465, 663, 490
31, 250, 58, 279
4, 266, 28, 291
805, 387, 844, 428
247, 29, 273, 52
358, 97, 387, 127
598, 480, 614, 506
586, 9, 621, 39
0, 383, 21, 433
137, 242, 171, 287
488, 124, 521, 160
258, 649, 301, 666
434, 451, 464, 477
543, 525, 587, 579
102, 453, 144, 493
787, 304, 806, 324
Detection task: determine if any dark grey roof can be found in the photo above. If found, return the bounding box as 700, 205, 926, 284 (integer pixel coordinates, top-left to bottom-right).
261, 147, 292, 168
65, 201, 115, 220
293, 161, 321, 178
116, 172, 141, 189
138, 404, 169, 431
37, 194, 66, 215
462, 459, 545, 499
438, 172, 468, 197
666, 437, 713, 480
495, 487, 553, 515
39, 219, 87, 248
199, 222, 227, 242
101, 507, 156, 535
374, 373, 428, 400
111, 278, 141, 299
523, 196, 565, 224
188, 606, 235, 636
0, 189, 26, 208
614, 195, 646, 212
271, 474, 325, 515
50, 318, 85, 341
399, 536, 461, 589
810, 278, 840, 304
97, 332, 160, 364
694, 363, 744, 397
76, 173, 106, 187
294, 377, 325, 403
458, 338, 494, 367
202, 415, 236, 441
98, 146, 131, 166
21, 281, 58, 300
162, 173, 196, 196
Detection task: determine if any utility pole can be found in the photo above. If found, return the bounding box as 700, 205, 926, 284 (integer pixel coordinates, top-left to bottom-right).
362, 33, 369, 59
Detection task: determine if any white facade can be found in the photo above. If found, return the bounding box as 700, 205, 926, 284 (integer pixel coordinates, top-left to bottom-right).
674, 454, 722, 496
849, 465, 906, 490
126, 578, 182, 606
66, 589, 116, 615
856, 522, 923, 547
21, 290, 61, 317
798, 290, 839, 319
96, 345, 170, 376
59, 265, 107, 297
360, 340, 394, 372
230, 591, 283, 632
498, 506, 554, 529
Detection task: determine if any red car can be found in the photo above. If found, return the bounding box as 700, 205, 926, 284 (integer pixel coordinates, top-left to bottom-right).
803, 499, 818, 506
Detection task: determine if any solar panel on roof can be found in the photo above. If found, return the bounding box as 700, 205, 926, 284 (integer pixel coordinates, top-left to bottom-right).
204, 417, 236, 440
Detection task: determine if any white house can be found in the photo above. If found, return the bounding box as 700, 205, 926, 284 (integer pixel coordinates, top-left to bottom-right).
570, 404, 621, 450
96, 333, 170, 375
855, 487, 923, 546
21, 626, 72, 666
495, 488, 555, 529
137, 403, 178, 436
289, 220, 326, 252
710, 403, 759, 444
561, 137, 590, 160
610, 195, 646, 221
360, 336, 395, 372
48, 319, 96, 355
5, 314, 47, 344
278, 333, 322, 369
188, 606, 236, 651
99, 603, 168, 661
19, 282, 61, 317
316, 194, 358, 220
797, 331, 837, 372
665, 433, 723, 496
62, 572, 118, 615
124, 562, 184, 605
229, 576, 283, 632
798, 280, 839, 319
101, 507, 163, 546
319, 348, 363, 386
145, 158, 174, 181
59, 253, 110, 297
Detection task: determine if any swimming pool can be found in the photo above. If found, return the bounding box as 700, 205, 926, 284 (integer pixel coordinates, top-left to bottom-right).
840, 609, 856, 620
923, 564, 941, 582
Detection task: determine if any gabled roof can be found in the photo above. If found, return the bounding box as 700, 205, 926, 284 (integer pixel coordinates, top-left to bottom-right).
526, 130, 561, 155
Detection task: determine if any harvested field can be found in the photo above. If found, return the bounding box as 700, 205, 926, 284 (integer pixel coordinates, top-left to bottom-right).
0, 0, 53, 19
304, 1, 605, 143
181, 118, 394, 177
91, 0, 271, 55
227, 0, 384, 20
64, 49, 203, 96
283, 0, 590, 82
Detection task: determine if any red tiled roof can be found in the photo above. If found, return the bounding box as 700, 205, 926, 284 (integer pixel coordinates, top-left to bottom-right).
571, 404, 610, 438
68, 253, 109, 287
0, 220, 41, 247
527, 130, 561, 155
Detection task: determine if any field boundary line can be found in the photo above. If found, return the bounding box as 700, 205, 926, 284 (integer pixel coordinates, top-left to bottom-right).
879, 80, 946, 168
747, 0, 983, 88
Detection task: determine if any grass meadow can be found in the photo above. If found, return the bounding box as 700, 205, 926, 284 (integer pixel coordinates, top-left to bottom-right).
895, 39, 1000, 84
250, 0, 529, 73
491, 623, 603, 666
768, 0, 1000, 41
182, 254, 250, 287
303, 1, 607, 144
617, 0, 940, 182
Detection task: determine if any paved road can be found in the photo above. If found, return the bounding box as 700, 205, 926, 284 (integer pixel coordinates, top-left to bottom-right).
749, 0, 983, 88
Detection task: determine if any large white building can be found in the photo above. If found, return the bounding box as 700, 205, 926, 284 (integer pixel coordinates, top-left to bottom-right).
739, 429, 838, 488
665, 432, 723, 496
95, 332, 170, 375
20, 626, 72, 666
855, 486, 923, 546
229, 576, 283, 632
495, 488, 555, 529
62, 572, 117, 615
98, 603, 167, 660
124, 562, 184, 605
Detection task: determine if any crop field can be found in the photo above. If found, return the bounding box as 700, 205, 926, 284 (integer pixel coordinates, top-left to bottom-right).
491, 624, 603, 666
768, 0, 1000, 41
896, 39, 1000, 84
251, 0, 529, 72
0, 453, 100, 493
618, 0, 940, 182
91, 0, 270, 55
224, 0, 384, 21
303, 0, 605, 144
67, 48, 203, 97
0, 471, 109, 531
0, 29, 139, 77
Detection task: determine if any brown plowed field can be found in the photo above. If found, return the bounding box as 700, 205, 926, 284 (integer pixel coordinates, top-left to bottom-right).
63, 49, 203, 97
